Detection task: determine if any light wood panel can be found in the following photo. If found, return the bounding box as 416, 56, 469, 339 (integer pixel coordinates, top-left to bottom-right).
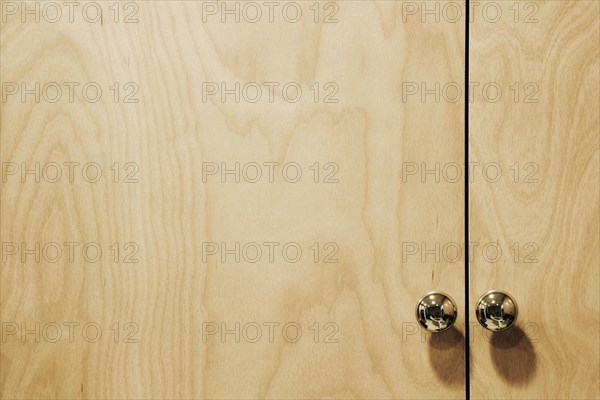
470, 1, 599, 398
1, 1, 465, 399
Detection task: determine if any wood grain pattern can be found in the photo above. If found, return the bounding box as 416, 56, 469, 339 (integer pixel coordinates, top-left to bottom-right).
1, 1, 465, 399
470, 1, 600, 398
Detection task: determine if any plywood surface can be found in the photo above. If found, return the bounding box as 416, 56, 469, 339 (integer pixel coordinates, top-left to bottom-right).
470, 1, 600, 398
1, 1, 465, 399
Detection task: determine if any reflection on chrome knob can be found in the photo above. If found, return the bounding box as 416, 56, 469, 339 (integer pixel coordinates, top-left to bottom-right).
416, 292, 458, 333
476, 290, 518, 332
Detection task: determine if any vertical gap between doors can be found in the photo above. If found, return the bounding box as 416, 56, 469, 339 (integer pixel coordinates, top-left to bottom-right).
465, 1, 471, 398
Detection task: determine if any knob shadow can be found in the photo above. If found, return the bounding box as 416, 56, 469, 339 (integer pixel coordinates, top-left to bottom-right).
427, 326, 465, 386
490, 325, 537, 385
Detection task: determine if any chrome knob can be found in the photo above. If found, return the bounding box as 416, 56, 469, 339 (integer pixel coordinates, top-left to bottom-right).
476, 290, 518, 331
416, 292, 458, 333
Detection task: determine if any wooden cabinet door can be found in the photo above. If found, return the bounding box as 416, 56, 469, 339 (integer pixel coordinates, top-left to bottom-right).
470, 1, 599, 398
0, 1, 465, 398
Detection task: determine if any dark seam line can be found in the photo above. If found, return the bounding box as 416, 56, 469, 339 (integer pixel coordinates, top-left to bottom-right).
465, 0, 471, 399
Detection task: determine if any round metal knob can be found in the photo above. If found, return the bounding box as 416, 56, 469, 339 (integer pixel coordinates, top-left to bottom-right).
476, 290, 518, 332
415, 292, 458, 333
